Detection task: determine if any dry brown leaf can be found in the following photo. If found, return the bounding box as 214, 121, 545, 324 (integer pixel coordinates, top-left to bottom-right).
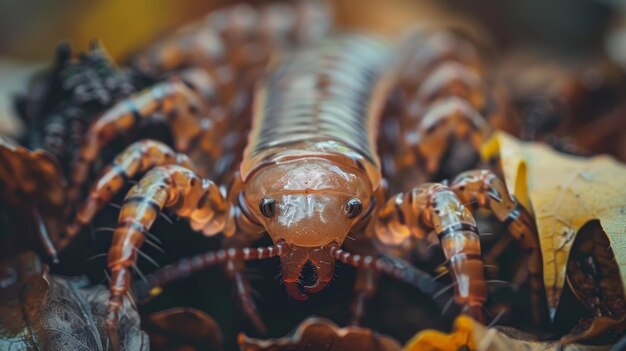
481, 131, 626, 317
145, 307, 223, 351
405, 316, 612, 351
239, 317, 402, 351
0, 251, 148, 350
0, 136, 65, 208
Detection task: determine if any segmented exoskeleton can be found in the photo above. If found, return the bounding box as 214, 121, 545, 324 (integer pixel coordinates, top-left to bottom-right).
16, 2, 547, 348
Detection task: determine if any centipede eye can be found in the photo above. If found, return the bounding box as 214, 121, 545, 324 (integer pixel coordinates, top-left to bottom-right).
259, 197, 276, 218
345, 197, 362, 219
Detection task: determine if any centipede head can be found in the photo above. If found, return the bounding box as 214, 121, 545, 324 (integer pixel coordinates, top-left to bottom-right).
243, 158, 374, 299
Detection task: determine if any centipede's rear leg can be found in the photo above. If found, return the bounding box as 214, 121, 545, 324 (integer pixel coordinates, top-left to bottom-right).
450, 169, 547, 324
383, 32, 495, 192
375, 183, 488, 322
103, 165, 234, 349
413, 98, 492, 177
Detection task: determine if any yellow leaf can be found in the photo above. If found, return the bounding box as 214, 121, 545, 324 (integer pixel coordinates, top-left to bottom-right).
482, 131, 626, 315
405, 316, 475, 351
404, 316, 612, 351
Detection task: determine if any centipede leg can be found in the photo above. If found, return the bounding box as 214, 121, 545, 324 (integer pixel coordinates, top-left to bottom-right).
226, 260, 267, 334
104, 165, 234, 341
375, 184, 488, 322
450, 169, 547, 324
220, 231, 268, 334
384, 31, 492, 189
414, 98, 492, 177
69, 75, 210, 202
349, 268, 378, 326
63, 139, 196, 248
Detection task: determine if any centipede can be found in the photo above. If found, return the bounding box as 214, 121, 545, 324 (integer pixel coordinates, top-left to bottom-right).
1, 1, 624, 350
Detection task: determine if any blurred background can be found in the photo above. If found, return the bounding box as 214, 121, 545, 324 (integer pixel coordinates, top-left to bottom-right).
0, 0, 623, 60
3, 0, 624, 152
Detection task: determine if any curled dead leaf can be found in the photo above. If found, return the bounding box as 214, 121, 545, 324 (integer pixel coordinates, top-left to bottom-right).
481, 131, 626, 321
145, 307, 224, 351
0, 251, 148, 350
238, 317, 402, 351
0, 136, 65, 208
0, 137, 66, 258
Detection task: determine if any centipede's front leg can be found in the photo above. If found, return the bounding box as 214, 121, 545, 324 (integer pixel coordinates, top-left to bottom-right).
103, 165, 234, 349
375, 183, 488, 322
221, 219, 269, 334
69, 71, 211, 202
62, 139, 195, 246
450, 169, 548, 324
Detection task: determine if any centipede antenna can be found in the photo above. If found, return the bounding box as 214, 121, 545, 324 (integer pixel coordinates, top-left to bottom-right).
108, 203, 122, 209
327, 243, 452, 306
140, 242, 287, 298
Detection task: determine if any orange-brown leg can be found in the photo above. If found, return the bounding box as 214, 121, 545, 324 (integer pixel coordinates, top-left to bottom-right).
69, 75, 208, 202
413, 97, 491, 176
63, 140, 196, 247
387, 31, 492, 189
221, 231, 269, 334
450, 169, 547, 324
225, 259, 268, 334
375, 183, 488, 322
350, 268, 378, 326
104, 165, 234, 349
